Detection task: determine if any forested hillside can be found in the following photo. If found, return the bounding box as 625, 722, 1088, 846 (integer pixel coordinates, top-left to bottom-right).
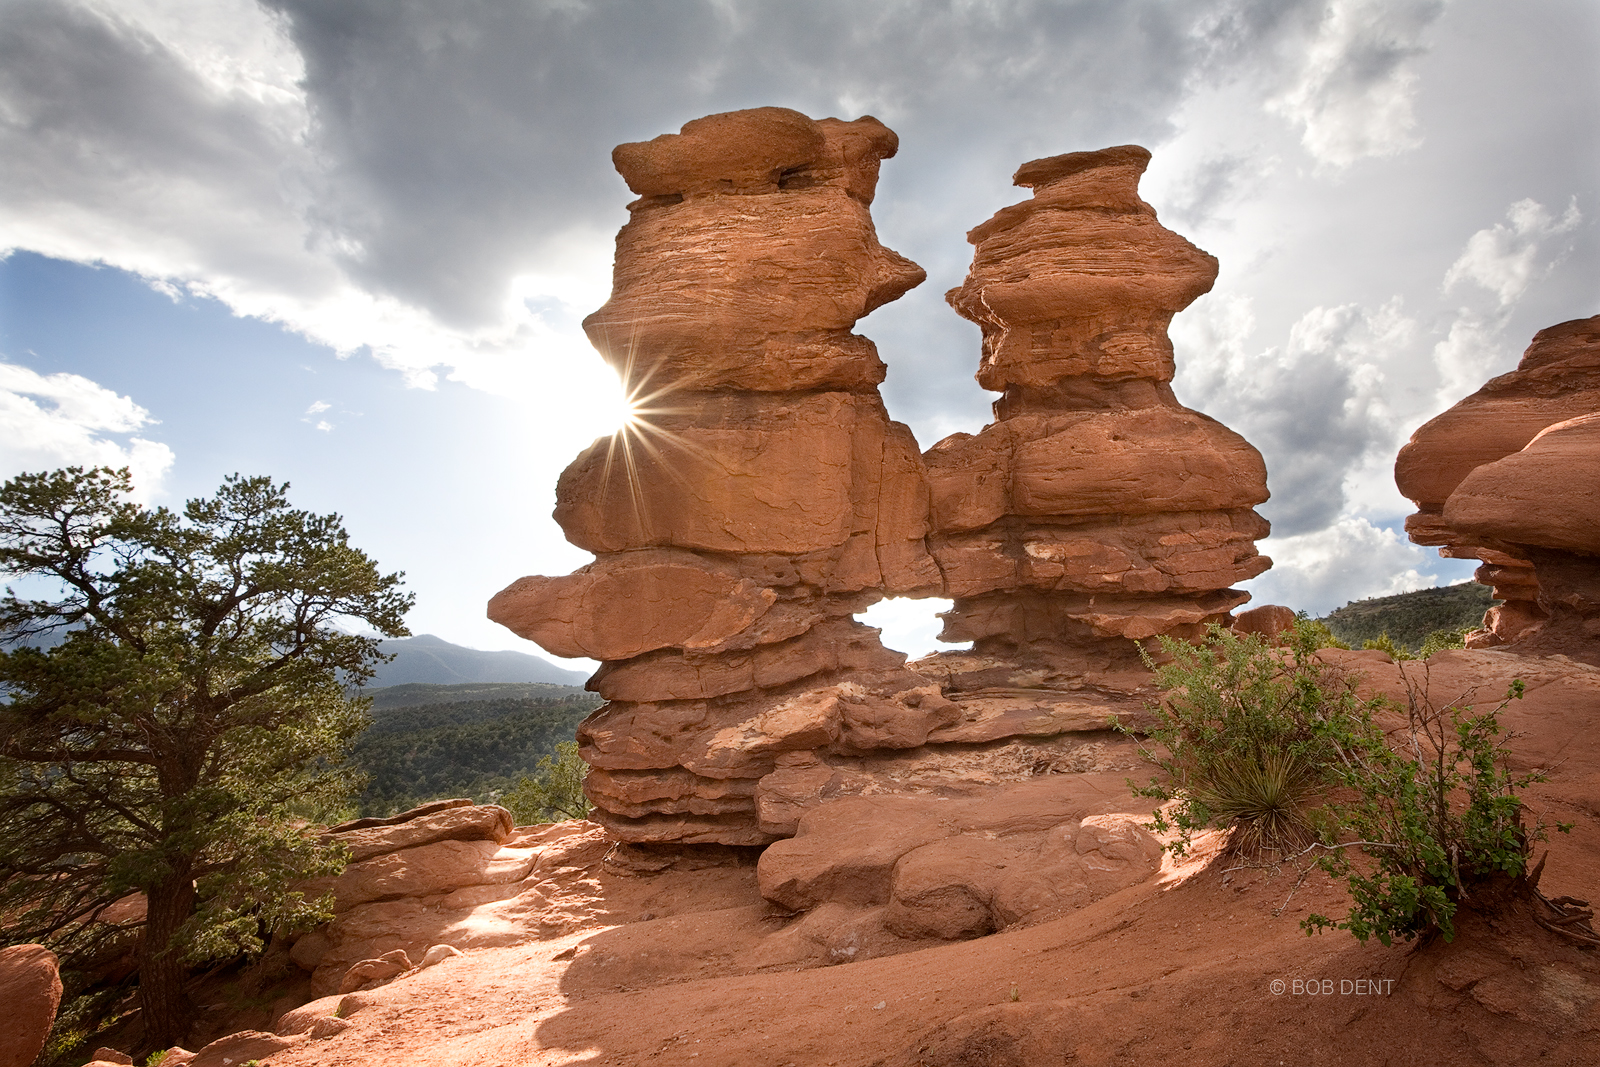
366, 681, 588, 710
352, 686, 601, 815
1318, 581, 1495, 650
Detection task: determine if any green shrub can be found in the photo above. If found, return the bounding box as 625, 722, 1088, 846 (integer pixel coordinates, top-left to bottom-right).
1303, 677, 1552, 944
1361, 632, 1412, 660
1134, 620, 1567, 946
501, 741, 589, 825
1293, 614, 1349, 650
1121, 621, 1380, 858
1418, 626, 1471, 657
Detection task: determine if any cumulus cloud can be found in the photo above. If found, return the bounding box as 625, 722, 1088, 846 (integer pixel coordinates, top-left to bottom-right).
0, 0, 622, 414
1175, 294, 1415, 536
0, 0, 1313, 413
1429, 197, 1584, 406
1443, 197, 1583, 308
1241, 516, 1448, 617
1266, 0, 1444, 168
0, 362, 175, 498
4, 0, 1593, 640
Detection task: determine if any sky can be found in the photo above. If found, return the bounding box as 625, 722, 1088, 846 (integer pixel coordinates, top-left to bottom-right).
1, 0, 1596, 667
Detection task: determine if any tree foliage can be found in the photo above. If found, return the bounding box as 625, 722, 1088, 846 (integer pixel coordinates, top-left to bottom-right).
0, 467, 411, 1051
501, 741, 589, 825
1319, 581, 1495, 651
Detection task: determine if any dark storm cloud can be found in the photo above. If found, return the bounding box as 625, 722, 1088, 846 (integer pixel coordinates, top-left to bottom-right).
10, 0, 1590, 627
251, 0, 1336, 443
259, 0, 1308, 326
1173, 298, 1413, 538
0, 0, 315, 287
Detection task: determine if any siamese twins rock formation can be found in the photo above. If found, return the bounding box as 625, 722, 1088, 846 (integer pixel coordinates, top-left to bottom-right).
491, 109, 1272, 845
1396, 315, 1600, 663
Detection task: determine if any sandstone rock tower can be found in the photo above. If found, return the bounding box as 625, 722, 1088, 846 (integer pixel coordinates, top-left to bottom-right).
1396, 315, 1600, 663
489, 108, 948, 845
492, 124, 1280, 846
921, 146, 1272, 689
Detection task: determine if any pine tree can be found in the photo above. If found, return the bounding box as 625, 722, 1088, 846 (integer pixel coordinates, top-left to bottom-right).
0, 467, 412, 1051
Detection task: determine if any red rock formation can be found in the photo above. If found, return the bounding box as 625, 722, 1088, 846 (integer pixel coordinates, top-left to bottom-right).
0, 944, 62, 1067
922, 146, 1271, 687
1396, 315, 1600, 661
1232, 604, 1298, 643
285, 800, 607, 996
490, 108, 945, 846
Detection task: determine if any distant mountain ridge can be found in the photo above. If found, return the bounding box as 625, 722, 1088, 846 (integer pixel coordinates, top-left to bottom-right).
367, 634, 588, 688
1317, 581, 1496, 651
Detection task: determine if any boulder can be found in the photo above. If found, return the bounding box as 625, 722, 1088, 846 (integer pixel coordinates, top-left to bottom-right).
274, 994, 345, 1036
1444, 414, 1600, 555
420, 944, 463, 968
1233, 604, 1298, 642
337, 949, 413, 994
331, 838, 502, 909
185, 1031, 301, 1067
0, 944, 62, 1067
327, 803, 511, 863
759, 775, 1162, 942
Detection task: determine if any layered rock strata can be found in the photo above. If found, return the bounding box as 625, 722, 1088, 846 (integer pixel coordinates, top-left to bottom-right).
490, 108, 948, 845
286, 800, 615, 996
1396, 315, 1600, 661
921, 146, 1272, 687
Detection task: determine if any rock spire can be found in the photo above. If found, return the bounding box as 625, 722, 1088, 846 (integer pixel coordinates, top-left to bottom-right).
491, 121, 1277, 846
920, 145, 1272, 689
490, 108, 946, 844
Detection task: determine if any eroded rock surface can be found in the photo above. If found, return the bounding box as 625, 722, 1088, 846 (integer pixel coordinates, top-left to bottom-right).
0, 944, 62, 1067
1396, 315, 1600, 662
922, 145, 1271, 689
286, 801, 615, 996
758, 774, 1163, 942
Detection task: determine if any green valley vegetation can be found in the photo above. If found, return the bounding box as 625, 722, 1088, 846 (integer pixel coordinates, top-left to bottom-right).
1317, 581, 1496, 652
351, 685, 599, 817
0, 467, 411, 1054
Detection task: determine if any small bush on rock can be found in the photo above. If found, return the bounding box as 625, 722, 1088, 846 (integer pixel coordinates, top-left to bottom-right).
1294, 614, 1349, 650
1418, 626, 1471, 656
1361, 632, 1413, 660
1121, 622, 1380, 858
1303, 676, 1559, 945
1130, 623, 1596, 948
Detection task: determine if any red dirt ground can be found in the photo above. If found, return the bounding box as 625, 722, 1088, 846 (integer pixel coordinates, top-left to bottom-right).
257, 649, 1599, 1067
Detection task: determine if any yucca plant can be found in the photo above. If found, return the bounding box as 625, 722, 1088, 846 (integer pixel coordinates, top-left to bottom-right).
1187, 746, 1324, 855
1120, 621, 1378, 859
